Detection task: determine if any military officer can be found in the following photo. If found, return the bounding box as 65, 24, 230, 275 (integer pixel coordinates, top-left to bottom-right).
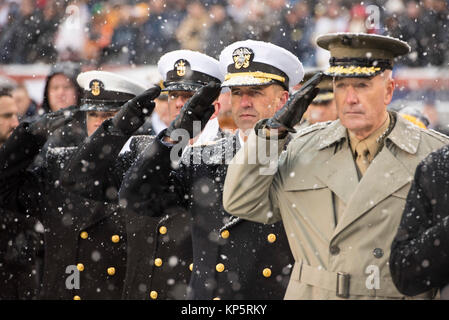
0, 90, 42, 299
398, 106, 430, 129
119, 40, 301, 300
0, 71, 147, 299
223, 33, 449, 299
61, 50, 223, 300
296, 70, 337, 130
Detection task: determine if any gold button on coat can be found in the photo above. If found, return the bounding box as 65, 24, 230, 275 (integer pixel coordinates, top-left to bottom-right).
221, 230, 230, 239
111, 235, 120, 243
73, 296, 81, 300
267, 233, 276, 243
213, 297, 221, 300
216, 263, 225, 272
76, 263, 84, 272
150, 291, 158, 299
159, 226, 167, 234
107, 267, 116, 275
80, 231, 88, 239
262, 268, 272, 278
154, 258, 163, 267
189, 263, 193, 271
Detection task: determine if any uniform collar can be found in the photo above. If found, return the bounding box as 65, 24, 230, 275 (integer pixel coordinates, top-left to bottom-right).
385, 111, 421, 154
317, 112, 421, 154
316, 119, 347, 150
348, 113, 390, 159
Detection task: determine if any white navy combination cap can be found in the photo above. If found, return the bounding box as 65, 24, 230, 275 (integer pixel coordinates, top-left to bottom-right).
219, 39, 304, 90
77, 70, 146, 112
158, 50, 223, 92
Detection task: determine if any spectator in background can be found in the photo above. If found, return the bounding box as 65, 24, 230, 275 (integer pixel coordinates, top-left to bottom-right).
204, 3, 239, 59
312, 0, 348, 68
0, 1, 13, 29
421, 0, 449, 66
176, 1, 210, 51
346, 4, 371, 33
31, 0, 63, 64
388, 1, 427, 67
272, 1, 315, 67
101, 4, 140, 65
226, 0, 249, 25
240, 0, 271, 41
41, 63, 81, 113
0, 89, 19, 144
141, 0, 182, 64
54, 0, 89, 62
422, 90, 449, 135
265, 0, 286, 36
11, 84, 39, 121
83, 3, 114, 64
36, 62, 86, 163
0, 0, 39, 64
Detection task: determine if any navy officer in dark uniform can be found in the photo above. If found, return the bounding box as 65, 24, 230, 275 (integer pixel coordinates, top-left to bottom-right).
0, 71, 151, 299
61, 50, 223, 299
119, 40, 301, 300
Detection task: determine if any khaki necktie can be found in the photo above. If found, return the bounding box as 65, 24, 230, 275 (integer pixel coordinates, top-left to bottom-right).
355, 141, 370, 176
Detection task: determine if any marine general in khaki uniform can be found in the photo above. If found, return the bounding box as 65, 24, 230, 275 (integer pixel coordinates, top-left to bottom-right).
223, 33, 449, 299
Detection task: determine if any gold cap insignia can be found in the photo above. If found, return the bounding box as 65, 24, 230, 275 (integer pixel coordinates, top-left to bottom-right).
89, 80, 104, 96
232, 47, 253, 70
174, 59, 189, 77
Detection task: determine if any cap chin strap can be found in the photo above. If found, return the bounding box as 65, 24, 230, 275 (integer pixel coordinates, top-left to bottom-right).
225, 71, 286, 84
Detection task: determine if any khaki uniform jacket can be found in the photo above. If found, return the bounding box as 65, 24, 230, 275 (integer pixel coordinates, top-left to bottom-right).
223, 115, 449, 299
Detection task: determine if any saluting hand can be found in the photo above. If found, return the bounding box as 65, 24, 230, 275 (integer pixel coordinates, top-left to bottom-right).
28, 105, 78, 139
164, 82, 222, 142
265, 71, 324, 133
112, 86, 161, 135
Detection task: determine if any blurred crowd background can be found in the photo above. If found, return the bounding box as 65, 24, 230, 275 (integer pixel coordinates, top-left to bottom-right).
0, 0, 448, 68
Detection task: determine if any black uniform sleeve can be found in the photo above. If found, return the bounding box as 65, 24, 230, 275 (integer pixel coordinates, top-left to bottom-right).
60, 119, 131, 202
118, 131, 188, 217
0, 123, 46, 219
390, 152, 449, 296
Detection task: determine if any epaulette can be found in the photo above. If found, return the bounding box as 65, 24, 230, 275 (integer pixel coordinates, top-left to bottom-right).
293, 120, 333, 140
181, 135, 236, 166
219, 216, 241, 234
189, 129, 233, 149
46, 146, 78, 158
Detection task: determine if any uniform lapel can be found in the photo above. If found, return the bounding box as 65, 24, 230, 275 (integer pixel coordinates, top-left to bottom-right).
78, 199, 117, 231
314, 121, 359, 208
331, 115, 420, 240
315, 140, 359, 206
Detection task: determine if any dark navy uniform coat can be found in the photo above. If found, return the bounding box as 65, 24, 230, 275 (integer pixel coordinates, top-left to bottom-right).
120, 132, 294, 300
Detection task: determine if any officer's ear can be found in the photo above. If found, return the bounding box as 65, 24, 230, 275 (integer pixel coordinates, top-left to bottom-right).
383, 70, 395, 106
272, 84, 289, 111
210, 99, 221, 120
280, 90, 289, 107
